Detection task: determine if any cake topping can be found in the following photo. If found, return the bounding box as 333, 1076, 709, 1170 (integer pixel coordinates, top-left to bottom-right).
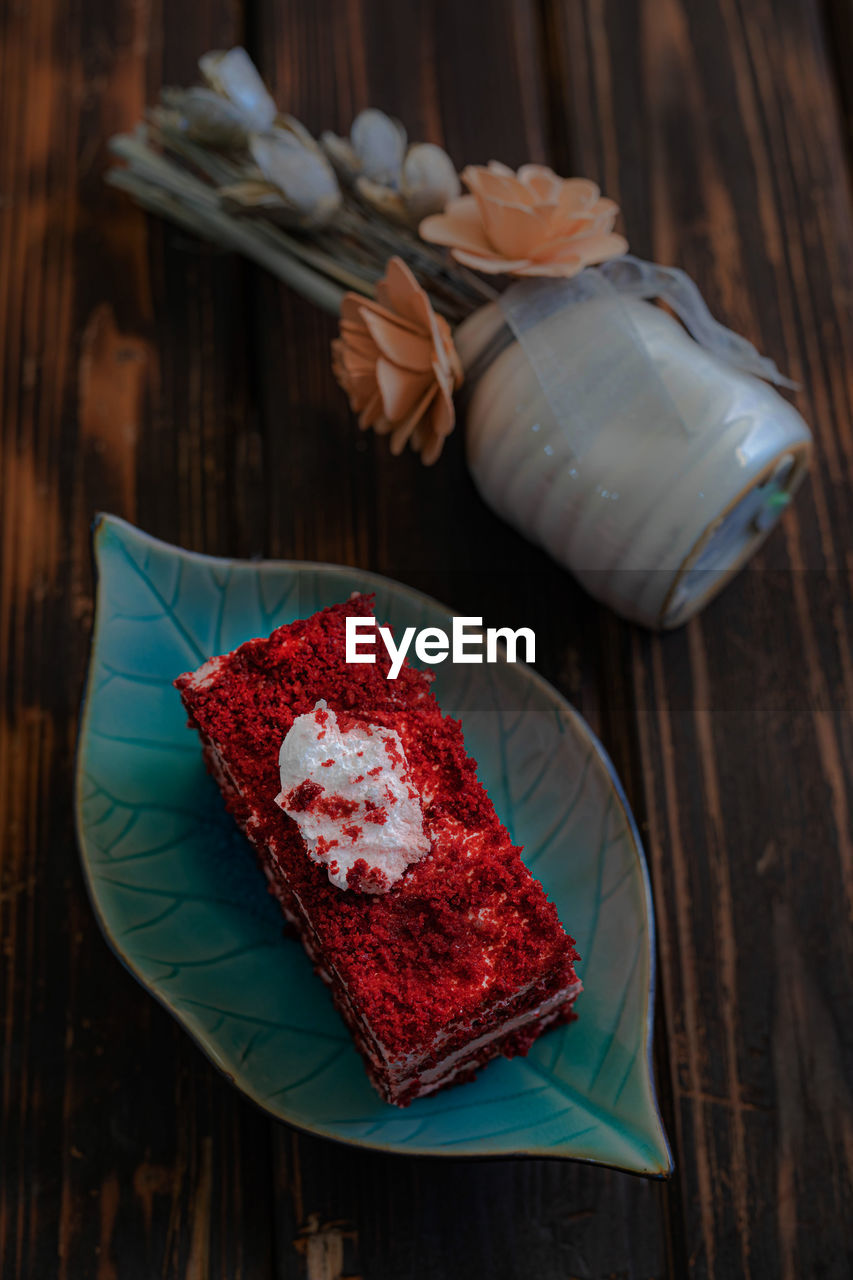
275, 700, 430, 893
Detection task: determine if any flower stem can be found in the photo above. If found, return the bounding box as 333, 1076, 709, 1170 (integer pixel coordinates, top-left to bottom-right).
108, 134, 346, 315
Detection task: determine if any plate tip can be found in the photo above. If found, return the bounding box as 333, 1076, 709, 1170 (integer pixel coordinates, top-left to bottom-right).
646, 1130, 675, 1179
91, 511, 123, 554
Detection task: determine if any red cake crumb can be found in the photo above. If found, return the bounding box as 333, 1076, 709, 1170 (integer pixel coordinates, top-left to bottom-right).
287, 779, 323, 812
175, 594, 581, 1105
347, 860, 389, 893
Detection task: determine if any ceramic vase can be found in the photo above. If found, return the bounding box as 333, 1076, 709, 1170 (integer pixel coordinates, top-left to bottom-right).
455, 295, 812, 628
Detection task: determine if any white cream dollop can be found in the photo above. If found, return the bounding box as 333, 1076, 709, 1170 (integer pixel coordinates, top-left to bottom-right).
275, 700, 430, 893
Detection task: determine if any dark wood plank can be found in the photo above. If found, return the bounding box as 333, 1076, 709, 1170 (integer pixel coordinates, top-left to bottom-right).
273, 1133, 669, 1280
548, 0, 853, 1275
0, 2, 277, 1276
250, 3, 670, 1276
823, 0, 853, 157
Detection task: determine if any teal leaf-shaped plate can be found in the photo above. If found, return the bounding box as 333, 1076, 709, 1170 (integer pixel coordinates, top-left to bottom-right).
75, 515, 671, 1175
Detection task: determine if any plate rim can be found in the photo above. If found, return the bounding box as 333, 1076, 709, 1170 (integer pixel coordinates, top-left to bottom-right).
74, 512, 673, 1175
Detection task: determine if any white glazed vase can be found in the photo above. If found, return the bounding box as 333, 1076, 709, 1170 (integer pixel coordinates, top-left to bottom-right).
455, 294, 812, 628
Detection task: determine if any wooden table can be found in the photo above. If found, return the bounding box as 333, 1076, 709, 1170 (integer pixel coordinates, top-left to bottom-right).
3, 1, 852, 1275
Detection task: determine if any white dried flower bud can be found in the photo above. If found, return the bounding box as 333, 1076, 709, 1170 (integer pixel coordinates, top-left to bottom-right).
401, 143, 461, 220
199, 47, 277, 133
249, 130, 341, 226
350, 109, 407, 186
164, 87, 251, 148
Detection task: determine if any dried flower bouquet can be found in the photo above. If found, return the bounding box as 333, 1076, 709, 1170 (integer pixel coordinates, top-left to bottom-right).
109, 47, 812, 627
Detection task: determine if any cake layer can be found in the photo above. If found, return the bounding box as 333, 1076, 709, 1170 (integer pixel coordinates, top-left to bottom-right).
201, 730, 581, 1103
176, 595, 581, 1105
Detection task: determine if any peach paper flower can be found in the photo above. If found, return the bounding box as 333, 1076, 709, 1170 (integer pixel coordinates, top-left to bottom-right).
331, 257, 463, 465
419, 161, 628, 277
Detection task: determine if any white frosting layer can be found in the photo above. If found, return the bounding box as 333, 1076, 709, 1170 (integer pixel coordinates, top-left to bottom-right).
275, 700, 430, 893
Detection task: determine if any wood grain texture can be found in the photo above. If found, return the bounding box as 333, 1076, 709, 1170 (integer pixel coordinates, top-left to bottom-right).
0, 0, 276, 1276
548, 0, 853, 1275
1, 0, 852, 1274
823, 0, 853, 157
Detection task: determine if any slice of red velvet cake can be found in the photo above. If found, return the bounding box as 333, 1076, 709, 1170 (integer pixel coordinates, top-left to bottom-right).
175, 594, 581, 1106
